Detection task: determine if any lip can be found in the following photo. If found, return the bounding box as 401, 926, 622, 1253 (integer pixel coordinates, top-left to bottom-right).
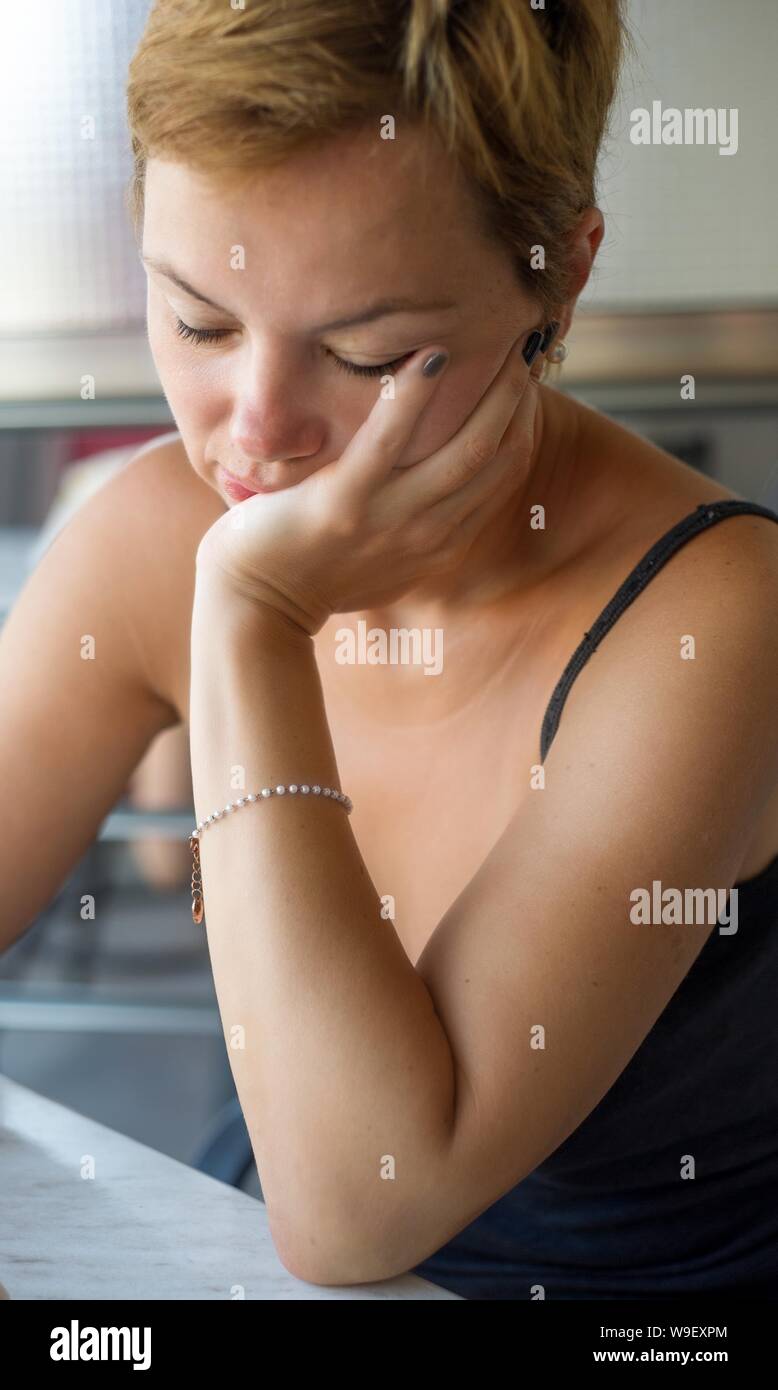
218, 465, 284, 499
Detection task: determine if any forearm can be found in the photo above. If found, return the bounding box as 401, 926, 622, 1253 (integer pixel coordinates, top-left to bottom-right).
189, 569, 456, 1279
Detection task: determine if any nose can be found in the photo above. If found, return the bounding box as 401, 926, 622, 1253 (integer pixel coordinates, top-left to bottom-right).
229, 419, 319, 470
229, 371, 321, 469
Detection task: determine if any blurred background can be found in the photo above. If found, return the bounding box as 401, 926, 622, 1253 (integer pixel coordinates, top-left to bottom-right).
0, 0, 776, 1198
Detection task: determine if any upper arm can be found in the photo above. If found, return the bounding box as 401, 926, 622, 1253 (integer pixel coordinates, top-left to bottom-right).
399, 514, 778, 1273
0, 449, 182, 952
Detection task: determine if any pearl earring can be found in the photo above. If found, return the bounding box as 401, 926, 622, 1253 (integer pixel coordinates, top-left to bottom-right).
547, 340, 568, 364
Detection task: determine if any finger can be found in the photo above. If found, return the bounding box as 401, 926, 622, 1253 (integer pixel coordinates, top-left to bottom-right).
396, 329, 539, 515
427, 368, 540, 529
330, 345, 451, 506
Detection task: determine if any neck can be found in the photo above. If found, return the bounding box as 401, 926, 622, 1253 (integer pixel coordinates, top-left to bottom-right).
354, 383, 586, 634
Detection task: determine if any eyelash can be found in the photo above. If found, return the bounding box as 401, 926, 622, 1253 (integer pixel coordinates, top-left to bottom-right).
173, 316, 410, 377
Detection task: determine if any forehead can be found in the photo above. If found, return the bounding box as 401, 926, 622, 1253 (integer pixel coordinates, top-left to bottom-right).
143, 124, 494, 305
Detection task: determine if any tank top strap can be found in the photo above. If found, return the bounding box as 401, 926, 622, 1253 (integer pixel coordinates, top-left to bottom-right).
540, 499, 778, 764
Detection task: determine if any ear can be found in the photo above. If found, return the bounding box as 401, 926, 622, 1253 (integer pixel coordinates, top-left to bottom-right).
549, 206, 606, 344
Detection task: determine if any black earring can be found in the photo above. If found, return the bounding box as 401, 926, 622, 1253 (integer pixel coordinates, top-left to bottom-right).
522, 319, 561, 368
538, 320, 561, 355
522, 329, 544, 366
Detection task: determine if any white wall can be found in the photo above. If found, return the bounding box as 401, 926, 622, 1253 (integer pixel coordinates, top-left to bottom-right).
0, 0, 774, 333
584, 0, 777, 311
0, 0, 150, 334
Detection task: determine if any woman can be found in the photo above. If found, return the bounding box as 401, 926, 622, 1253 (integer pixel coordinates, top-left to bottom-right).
5, 0, 778, 1298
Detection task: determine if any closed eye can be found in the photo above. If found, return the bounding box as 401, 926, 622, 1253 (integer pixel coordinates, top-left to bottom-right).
173, 317, 232, 347
326, 349, 411, 378
173, 317, 411, 377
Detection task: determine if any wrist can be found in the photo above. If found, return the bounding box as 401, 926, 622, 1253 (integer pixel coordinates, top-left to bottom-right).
193, 562, 315, 649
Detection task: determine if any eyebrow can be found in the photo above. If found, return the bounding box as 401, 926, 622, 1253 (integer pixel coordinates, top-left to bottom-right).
141, 254, 457, 331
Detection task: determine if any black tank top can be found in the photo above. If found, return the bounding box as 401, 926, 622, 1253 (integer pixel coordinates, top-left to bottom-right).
412, 499, 778, 1299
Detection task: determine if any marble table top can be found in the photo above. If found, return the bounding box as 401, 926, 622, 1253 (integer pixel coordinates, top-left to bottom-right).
0, 1076, 458, 1300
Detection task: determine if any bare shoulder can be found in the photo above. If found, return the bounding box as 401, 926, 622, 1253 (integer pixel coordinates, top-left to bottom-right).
120, 430, 225, 527
571, 394, 778, 583
560, 395, 778, 697
559, 399, 778, 879
94, 432, 226, 721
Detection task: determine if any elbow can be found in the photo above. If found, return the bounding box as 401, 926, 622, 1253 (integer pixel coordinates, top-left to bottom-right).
269, 1204, 409, 1288
276, 1243, 378, 1290
262, 1130, 451, 1287
275, 1227, 404, 1289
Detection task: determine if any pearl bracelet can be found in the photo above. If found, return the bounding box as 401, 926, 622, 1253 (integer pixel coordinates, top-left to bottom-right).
188, 783, 353, 924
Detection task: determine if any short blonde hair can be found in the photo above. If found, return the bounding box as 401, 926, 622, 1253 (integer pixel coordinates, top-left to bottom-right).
126, 0, 631, 324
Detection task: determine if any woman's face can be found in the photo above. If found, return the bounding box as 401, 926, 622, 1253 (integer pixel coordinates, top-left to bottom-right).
142, 123, 546, 504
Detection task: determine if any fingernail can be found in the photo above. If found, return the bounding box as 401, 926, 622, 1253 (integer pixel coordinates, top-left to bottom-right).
421, 351, 449, 377
522, 330, 544, 366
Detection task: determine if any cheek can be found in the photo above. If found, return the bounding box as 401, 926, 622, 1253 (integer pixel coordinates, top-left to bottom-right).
145, 304, 222, 497
146, 295, 185, 399
393, 367, 490, 468
146, 298, 219, 428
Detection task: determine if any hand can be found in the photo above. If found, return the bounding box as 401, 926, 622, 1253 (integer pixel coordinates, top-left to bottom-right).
195, 332, 544, 637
